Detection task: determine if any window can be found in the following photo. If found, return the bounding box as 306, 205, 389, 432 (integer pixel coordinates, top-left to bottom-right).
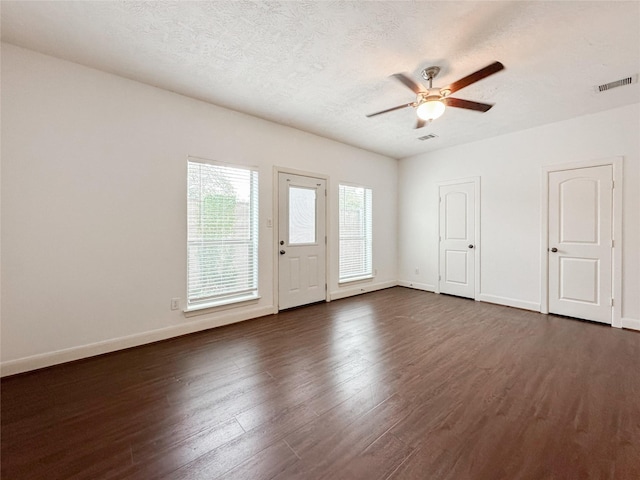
339, 184, 373, 282
187, 159, 258, 308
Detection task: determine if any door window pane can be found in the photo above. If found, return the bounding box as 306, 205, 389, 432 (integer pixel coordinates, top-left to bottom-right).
289, 186, 316, 244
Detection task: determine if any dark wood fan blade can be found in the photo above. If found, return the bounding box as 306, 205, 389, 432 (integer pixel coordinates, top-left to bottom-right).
445, 97, 494, 112
366, 103, 413, 117
445, 61, 504, 94
392, 73, 426, 94
415, 118, 427, 129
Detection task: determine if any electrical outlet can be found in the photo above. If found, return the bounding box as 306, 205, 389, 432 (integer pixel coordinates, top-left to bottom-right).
171, 298, 180, 310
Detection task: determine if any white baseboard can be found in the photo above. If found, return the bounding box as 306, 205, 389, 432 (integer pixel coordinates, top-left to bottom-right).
477, 293, 540, 312
5, 293, 633, 377
1, 305, 276, 377
397, 280, 436, 292
329, 280, 398, 301
622, 317, 640, 332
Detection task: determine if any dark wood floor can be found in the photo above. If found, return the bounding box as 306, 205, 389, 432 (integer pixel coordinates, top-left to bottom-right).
2, 287, 639, 479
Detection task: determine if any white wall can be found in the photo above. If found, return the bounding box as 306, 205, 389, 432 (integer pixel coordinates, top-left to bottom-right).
0, 44, 398, 374
3, 42, 638, 376
398, 103, 640, 325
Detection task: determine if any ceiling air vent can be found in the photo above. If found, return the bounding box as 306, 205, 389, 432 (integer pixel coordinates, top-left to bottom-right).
418, 134, 438, 141
595, 74, 638, 92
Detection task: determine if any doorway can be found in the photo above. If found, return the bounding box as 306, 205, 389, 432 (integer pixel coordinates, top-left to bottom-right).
541, 158, 623, 326
277, 171, 327, 310
437, 177, 480, 299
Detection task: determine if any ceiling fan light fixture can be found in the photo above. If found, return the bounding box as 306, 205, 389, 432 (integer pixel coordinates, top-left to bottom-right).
416, 99, 445, 121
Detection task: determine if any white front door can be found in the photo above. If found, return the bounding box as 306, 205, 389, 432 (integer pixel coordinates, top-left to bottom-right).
548, 165, 613, 324
439, 181, 476, 299
278, 172, 327, 310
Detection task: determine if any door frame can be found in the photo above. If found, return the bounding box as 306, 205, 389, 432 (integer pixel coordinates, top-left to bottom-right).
540, 157, 623, 327
436, 176, 481, 300
273, 166, 330, 311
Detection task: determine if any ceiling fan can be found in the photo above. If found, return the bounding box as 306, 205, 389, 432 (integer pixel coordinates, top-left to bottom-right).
366, 61, 505, 129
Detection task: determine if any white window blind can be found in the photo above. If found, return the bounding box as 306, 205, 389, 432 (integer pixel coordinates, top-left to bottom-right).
339, 184, 373, 282
187, 159, 258, 307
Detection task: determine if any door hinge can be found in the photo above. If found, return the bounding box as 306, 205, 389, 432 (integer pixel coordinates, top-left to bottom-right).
611, 298, 614, 307
325, 189, 327, 196
439, 275, 441, 281
612, 181, 615, 189
612, 240, 614, 248
325, 236, 327, 245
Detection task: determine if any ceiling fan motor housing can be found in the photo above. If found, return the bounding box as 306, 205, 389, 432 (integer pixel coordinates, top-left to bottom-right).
419, 88, 445, 103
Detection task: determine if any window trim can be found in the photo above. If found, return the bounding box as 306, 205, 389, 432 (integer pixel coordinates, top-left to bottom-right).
183, 292, 261, 316
338, 274, 374, 286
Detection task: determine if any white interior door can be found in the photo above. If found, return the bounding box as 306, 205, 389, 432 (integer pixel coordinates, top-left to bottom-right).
439, 181, 476, 299
548, 165, 613, 324
278, 173, 326, 310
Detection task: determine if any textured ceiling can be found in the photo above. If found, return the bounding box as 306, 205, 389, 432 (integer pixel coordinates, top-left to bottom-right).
2, 1, 639, 159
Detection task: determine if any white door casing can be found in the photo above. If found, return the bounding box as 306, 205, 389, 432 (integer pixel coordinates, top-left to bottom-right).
438, 179, 479, 299
278, 172, 327, 310
548, 165, 613, 324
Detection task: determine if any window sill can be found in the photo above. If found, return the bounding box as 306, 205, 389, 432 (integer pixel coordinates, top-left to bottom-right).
184, 293, 261, 317
339, 275, 374, 285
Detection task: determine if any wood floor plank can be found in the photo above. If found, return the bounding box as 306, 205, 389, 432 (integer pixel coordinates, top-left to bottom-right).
324, 432, 414, 480
214, 440, 299, 480
157, 395, 320, 479
2, 287, 639, 479
131, 418, 245, 466
280, 393, 413, 479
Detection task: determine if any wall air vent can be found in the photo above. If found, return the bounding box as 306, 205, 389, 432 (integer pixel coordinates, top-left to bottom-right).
595, 74, 638, 92
418, 134, 439, 141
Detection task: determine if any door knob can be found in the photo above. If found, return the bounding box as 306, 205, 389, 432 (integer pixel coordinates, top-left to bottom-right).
280, 240, 284, 245
280, 250, 286, 255
550, 247, 558, 253
468, 244, 474, 249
